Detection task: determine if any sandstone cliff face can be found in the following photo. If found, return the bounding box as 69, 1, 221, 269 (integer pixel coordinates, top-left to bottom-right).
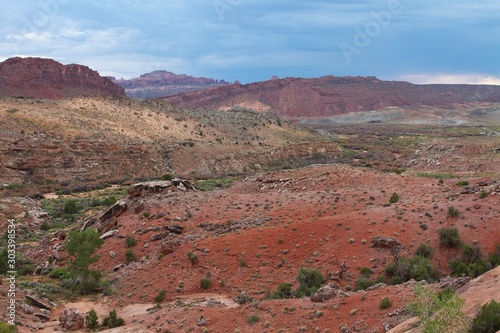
0, 57, 126, 99
163, 76, 500, 117
112, 70, 230, 99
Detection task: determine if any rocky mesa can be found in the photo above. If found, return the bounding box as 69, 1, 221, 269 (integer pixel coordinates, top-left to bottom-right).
112, 70, 230, 99
0, 57, 126, 99
162, 76, 500, 118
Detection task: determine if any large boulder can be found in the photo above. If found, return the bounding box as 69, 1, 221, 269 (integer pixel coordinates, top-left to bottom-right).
310, 283, 342, 302
59, 308, 84, 330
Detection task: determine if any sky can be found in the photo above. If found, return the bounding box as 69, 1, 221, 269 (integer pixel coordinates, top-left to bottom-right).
0, 0, 499, 84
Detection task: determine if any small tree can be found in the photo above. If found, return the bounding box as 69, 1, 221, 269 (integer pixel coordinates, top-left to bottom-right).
447, 206, 460, 218
66, 228, 104, 294
102, 310, 125, 328
200, 278, 212, 289
63, 199, 78, 214
154, 288, 167, 303
125, 235, 137, 248
85, 309, 99, 330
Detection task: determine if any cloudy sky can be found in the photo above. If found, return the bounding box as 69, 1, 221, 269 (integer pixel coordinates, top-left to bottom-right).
0, 0, 499, 84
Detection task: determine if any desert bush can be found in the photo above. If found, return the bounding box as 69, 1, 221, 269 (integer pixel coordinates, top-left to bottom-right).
66, 229, 104, 294
154, 288, 167, 303
439, 228, 462, 248
125, 249, 137, 263
479, 191, 489, 199
389, 192, 400, 204
161, 173, 174, 181
355, 276, 374, 291
195, 177, 234, 191
125, 235, 136, 248
447, 206, 460, 218
415, 244, 434, 258
200, 278, 212, 289
449, 244, 491, 278
247, 313, 260, 325
0, 321, 17, 333
469, 300, 500, 333
187, 251, 198, 265
385, 256, 440, 285
270, 282, 293, 299
296, 268, 324, 297
379, 297, 393, 310
409, 285, 469, 333
102, 310, 125, 328
489, 244, 500, 267
63, 199, 78, 214
456, 180, 470, 187
103, 196, 117, 206
85, 309, 99, 330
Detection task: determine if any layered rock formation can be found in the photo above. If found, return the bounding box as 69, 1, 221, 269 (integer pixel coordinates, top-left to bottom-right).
112, 70, 230, 99
163, 76, 500, 118
0, 57, 126, 99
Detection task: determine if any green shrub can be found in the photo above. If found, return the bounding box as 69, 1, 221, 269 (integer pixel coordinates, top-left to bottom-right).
187, 251, 198, 265
0, 321, 17, 333
456, 180, 470, 187
103, 196, 117, 206
379, 297, 393, 310
195, 178, 234, 191
85, 309, 99, 330
154, 288, 167, 303
385, 256, 440, 285
409, 285, 469, 333
247, 313, 260, 325
447, 206, 460, 218
469, 300, 500, 333
450, 244, 491, 278
489, 244, 500, 267
355, 276, 374, 291
200, 278, 212, 289
63, 200, 78, 214
161, 173, 174, 181
389, 192, 400, 204
49, 267, 71, 279
439, 228, 462, 248
125, 249, 137, 263
40, 221, 50, 231
102, 310, 125, 328
296, 268, 324, 297
271, 282, 293, 299
125, 235, 137, 248
415, 244, 434, 258
479, 191, 489, 199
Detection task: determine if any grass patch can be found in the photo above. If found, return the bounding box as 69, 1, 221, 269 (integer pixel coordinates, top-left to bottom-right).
195, 177, 235, 191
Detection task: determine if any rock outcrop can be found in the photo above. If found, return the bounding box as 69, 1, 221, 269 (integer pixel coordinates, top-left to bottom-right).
59, 308, 84, 331
0, 57, 126, 99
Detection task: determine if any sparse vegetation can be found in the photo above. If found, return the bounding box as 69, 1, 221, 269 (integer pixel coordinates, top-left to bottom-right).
125, 249, 137, 263
415, 243, 434, 258
447, 206, 460, 218
247, 313, 260, 325
0, 321, 17, 333
195, 177, 235, 191
187, 251, 198, 265
270, 282, 293, 299
449, 244, 491, 278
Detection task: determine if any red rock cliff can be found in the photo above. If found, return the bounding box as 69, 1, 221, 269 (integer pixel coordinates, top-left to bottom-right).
0, 57, 126, 99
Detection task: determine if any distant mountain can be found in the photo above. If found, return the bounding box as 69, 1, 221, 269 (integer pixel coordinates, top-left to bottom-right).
0, 57, 125, 99
162, 76, 500, 118
111, 70, 230, 99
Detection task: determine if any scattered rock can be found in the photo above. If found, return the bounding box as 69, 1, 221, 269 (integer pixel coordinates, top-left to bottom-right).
371, 237, 402, 249
128, 179, 195, 198
109, 251, 116, 258
25, 295, 52, 310
100, 229, 119, 239
20, 303, 34, 315
386, 317, 420, 333
234, 291, 253, 305
133, 200, 146, 213
113, 263, 125, 272
34, 312, 51, 322
59, 308, 84, 331
311, 283, 342, 302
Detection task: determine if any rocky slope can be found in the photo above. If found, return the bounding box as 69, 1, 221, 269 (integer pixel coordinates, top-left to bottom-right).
162, 76, 500, 118
111, 70, 230, 99
0, 57, 125, 99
